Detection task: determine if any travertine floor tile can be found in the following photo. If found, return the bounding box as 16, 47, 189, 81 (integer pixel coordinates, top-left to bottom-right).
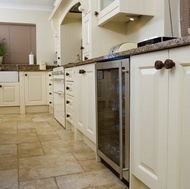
56, 169, 127, 189
20, 178, 58, 189
0, 113, 128, 189
73, 149, 96, 161
41, 140, 93, 155
56, 129, 74, 140
19, 153, 84, 181
78, 159, 106, 172
0, 132, 39, 144
0, 169, 18, 189
18, 142, 44, 157
38, 131, 60, 142
0, 157, 17, 171
0, 144, 17, 158
0, 126, 17, 134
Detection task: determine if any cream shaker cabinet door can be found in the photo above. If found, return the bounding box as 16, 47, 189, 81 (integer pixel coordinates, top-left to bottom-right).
0, 83, 20, 106
131, 46, 190, 189
75, 64, 96, 143
24, 72, 47, 105
167, 46, 190, 189
131, 51, 169, 189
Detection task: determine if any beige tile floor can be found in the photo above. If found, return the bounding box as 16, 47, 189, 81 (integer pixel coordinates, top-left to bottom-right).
0, 113, 128, 189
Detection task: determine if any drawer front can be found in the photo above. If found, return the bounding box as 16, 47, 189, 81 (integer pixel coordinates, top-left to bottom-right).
66, 95, 74, 112
66, 108, 74, 125
65, 68, 75, 81
65, 81, 74, 96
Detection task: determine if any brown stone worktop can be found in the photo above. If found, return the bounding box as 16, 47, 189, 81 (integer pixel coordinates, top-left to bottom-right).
0, 64, 57, 71
64, 35, 190, 68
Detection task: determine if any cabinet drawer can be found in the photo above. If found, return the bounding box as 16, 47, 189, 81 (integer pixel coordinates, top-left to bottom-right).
66, 108, 74, 125
66, 95, 74, 112
65, 68, 75, 81
65, 81, 74, 96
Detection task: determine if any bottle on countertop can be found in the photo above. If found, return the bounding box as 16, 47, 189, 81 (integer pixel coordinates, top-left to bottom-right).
29, 52, 34, 65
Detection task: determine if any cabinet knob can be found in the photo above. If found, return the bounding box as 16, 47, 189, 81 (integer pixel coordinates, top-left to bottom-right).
66, 86, 70, 90
66, 100, 70, 104
66, 73, 69, 76
80, 46, 84, 50
84, 57, 88, 60
0, 85, 2, 88
49, 74, 52, 77
49, 83, 52, 86
66, 114, 70, 118
58, 57, 60, 60
49, 92, 52, 95
25, 74, 27, 76
154, 60, 164, 70
164, 59, 175, 69
79, 69, 86, 74
94, 11, 99, 16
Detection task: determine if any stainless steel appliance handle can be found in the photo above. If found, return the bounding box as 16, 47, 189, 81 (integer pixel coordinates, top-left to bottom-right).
119, 62, 123, 179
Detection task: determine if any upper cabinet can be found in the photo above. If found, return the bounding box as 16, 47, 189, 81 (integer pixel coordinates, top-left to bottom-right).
96, 0, 154, 26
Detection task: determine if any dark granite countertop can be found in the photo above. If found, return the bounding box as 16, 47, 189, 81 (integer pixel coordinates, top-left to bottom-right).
0, 64, 57, 71
64, 35, 190, 68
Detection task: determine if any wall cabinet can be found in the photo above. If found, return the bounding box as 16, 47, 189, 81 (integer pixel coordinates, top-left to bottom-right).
22, 72, 47, 106
82, 12, 92, 60
0, 83, 19, 106
130, 46, 190, 189
75, 64, 96, 143
97, 0, 154, 26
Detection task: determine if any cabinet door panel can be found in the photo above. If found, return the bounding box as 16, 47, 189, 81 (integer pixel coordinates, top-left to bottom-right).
85, 65, 96, 143
131, 51, 168, 189
75, 68, 86, 133
0, 83, 19, 106
25, 72, 47, 105
167, 47, 190, 189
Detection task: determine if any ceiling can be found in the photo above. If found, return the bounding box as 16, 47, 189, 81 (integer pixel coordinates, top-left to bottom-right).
0, 0, 55, 11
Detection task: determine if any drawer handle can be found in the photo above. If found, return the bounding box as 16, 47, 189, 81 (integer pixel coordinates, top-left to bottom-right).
164, 59, 175, 69
154, 60, 164, 70
66, 86, 70, 90
79, 69, 86, 74
66, 73, 70, 76
66, 114, 70, 118
66, 100, 70, 104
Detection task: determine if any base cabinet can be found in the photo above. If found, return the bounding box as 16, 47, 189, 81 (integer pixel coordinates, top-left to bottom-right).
0, 83, 19, 106
23, 72, 47, 105
75, 64, 96, 143
130, 46, 190, 189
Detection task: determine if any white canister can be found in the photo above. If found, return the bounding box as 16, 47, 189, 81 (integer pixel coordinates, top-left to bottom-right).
40, 60, 46, 70
29, 52, 34, 65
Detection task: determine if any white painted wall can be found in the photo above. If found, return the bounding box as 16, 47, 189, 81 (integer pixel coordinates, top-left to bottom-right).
61, 16, 82, 64
125, 0, 180, 42
0, 8, 55, 65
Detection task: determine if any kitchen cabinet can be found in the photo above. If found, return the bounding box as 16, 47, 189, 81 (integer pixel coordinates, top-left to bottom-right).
82, 12, 92, 60
130, 46, 190, 189
22, 72, 47, 106
0, 83, 19, 106
75, 63, 96, 143
97, 0, 154, 26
